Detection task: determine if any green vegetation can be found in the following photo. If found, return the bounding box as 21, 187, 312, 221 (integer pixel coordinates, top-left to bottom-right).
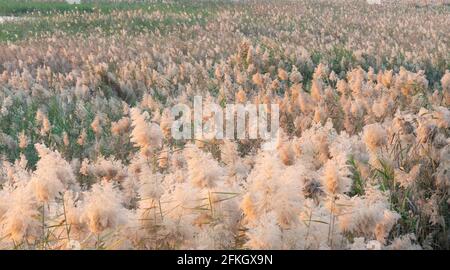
0, 0, 170, 16
1, 0, 90, 16
0, 1, 217, 42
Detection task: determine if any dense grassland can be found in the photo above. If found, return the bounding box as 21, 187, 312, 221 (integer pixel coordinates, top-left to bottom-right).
0, 0, 449, 250
0, 0, 191, 16
0, 0, 219, 42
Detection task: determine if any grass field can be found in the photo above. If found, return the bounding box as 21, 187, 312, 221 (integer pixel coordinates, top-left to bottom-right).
0, 0, 172, 16
0, 1, 219, 42
0, 0, 449, 250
